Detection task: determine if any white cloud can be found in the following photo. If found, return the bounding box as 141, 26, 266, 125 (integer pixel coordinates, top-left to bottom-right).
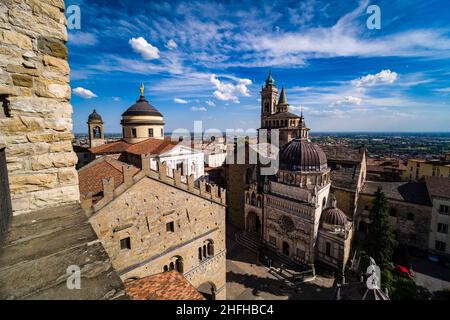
68, 32, 98, 46
434, 87, 450, 93
334, 96, 362, 106
166, 39, 178, 50
112, 97, 120, 102
191, 107, 207, 112
352, 70, 399, 87
205, 100, 216, 107
129, 37, 160, 60
174, 98, 189, 104
210, 74, 252, 103
73, 87, 97, 99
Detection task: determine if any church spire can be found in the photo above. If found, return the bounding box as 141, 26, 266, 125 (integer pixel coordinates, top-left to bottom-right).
265, 69, 275, 87
277, 86, 289, 112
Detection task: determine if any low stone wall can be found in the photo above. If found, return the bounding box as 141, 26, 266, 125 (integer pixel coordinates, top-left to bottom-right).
0, 0, 79, 214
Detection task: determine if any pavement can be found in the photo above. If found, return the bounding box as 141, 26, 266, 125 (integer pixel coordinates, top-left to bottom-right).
410, 257, 450, 293
226, 229, 335, 300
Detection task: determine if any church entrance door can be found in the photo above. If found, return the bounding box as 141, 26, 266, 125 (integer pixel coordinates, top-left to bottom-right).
282, 241, 290, 256
247, 212, 261, 236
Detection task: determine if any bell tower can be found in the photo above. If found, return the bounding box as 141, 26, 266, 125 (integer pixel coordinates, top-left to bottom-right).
87, 109, 105, 148
260, 69, 278, 128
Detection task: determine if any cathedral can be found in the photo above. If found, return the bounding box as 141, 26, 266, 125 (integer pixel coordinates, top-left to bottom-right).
243, 71, 353, 274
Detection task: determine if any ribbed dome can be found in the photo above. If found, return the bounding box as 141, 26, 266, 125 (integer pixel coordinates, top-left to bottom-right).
280, 139, 327, 171
321, 207, 347, 226
88, 109, 102, 122
122, 96, 163, 117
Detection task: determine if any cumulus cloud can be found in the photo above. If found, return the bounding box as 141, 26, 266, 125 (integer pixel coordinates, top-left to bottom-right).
129, 37, 160, 60
174, 98, 188, 104
353, 70, 399, 87
191, 106, 207, 112
205, 100, 216, 107
166, 39, 178, 50
334, 96, 362, 106
210, 74, 252, 103
73, 87, 97, 99
112, 97, 120, 102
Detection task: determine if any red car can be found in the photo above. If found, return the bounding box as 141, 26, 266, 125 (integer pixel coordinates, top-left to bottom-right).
395, 265, 414, 279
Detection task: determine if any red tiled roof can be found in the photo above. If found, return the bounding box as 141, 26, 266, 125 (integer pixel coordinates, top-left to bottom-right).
89, 138, 180, 156
89, 140, 131, 155
78, 157, 139, 198
125, 271, 204, 300
125, 137, 179, 155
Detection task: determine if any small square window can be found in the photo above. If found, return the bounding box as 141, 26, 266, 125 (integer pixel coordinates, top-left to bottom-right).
166, 221, 174, 233
439, 205, 449, 215
131, 128, 137, 138
389, 208, 397, 217
435, 241, 446, 252
120, 237, 131, 250
437, 223, 449, 234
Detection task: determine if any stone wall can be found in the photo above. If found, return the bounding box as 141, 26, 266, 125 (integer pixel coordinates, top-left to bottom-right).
0, 0, 79, 215
87, 168, 227, 299
356, 194, 431, 251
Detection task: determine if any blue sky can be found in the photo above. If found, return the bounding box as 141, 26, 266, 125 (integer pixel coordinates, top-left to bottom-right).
67, 0, 450, 133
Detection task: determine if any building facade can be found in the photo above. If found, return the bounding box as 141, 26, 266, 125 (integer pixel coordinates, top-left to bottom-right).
242, 72, 353, 273
425, 176, 450, 259
80, 157, 227, 299
403, 155, 450, 181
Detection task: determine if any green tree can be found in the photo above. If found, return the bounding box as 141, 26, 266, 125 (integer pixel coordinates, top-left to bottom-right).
363, 188, 397, 267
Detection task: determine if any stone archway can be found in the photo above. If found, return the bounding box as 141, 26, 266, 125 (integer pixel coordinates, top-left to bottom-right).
246, 212, 261, 235
197, 282, 216, 300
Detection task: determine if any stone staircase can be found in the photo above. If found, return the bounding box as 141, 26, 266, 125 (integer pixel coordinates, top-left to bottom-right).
235, 232, 261, 253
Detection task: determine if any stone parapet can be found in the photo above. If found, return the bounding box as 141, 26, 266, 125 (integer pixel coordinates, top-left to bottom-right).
82, 154, 227, 217
0, 0, 79, 215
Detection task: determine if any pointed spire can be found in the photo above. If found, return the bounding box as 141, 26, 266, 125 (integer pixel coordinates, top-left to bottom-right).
278, 86, 288, 105
265, 68, 275, 87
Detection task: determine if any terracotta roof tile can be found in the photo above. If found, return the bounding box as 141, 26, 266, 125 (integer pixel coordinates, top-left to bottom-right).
125, 271, 204, 300
78, 157, 139, 199
125, 137, 179, 155
89, 140, 131, 155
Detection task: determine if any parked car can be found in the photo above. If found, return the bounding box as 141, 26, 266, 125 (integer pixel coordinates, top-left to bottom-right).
395, 265, 414, 279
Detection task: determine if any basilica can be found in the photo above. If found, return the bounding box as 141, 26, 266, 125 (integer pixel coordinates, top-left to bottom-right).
242, 71, 353, 274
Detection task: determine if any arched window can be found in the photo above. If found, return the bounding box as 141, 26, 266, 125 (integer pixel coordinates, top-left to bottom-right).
198, 247, 202, 261
93, 126, 101, 138
163, 265, 168, 272
326, 242, 331, 257
175, 257, 183, 273
251, 192, 256, 206
169, 262, 175, 270
203, 245, 207, 258
207, 240, 214, 256
322, 197, 327, 208
257, 196, 262, 208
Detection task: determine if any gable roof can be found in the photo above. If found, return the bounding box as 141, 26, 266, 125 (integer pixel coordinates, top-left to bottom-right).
89, 140, 131, 155
362, 181, 431, 206
78, 157, 139, 199
125, 137, 179, 155
424, 176, 450, 199
125, 271, 204, 300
